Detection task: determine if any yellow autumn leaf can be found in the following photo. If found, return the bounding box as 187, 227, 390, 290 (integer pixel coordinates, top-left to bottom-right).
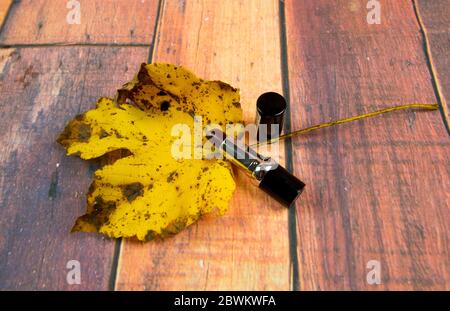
58, 63, 243, 241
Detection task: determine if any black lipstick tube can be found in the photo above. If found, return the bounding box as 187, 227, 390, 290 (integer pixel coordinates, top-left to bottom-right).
206, 129, 305, 207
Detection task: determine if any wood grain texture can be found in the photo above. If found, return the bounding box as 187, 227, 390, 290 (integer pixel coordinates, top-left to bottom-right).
285, 0, 449, 290
0, 47, 149, 290
415, 0, 450, 131
0, 0, 12, 27
115, 0, 291, 290
0, 0, 159, 45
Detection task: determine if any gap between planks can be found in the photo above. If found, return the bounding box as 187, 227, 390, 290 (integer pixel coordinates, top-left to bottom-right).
411, 0, 450, 135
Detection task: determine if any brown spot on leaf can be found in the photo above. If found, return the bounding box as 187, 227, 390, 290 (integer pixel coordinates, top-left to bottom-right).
167, 171, 178, 183
141, 99, 151, 108
122, 182, 144, 202
160, 101, 170, 111
157, 90, 167, 96
99, 129, 109, 139
77, 123, 92, 141
145, 230, 157, 241
72, 196, 117, 231
160, 218, 187, 238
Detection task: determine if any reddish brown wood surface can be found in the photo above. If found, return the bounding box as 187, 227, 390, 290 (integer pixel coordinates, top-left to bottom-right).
285, 0, 449, 290
115, 0, 291, 291
415, 0, 450, 131
0, 0, 159, 44
0, 47, 150, 290
0, 0, 448, 290
0, 0, 160, 290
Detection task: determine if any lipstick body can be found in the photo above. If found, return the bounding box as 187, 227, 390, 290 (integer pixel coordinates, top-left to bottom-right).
206, 129, 305, 207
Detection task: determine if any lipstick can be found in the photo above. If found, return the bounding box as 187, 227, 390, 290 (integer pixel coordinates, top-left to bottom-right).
206, 128, 305, 207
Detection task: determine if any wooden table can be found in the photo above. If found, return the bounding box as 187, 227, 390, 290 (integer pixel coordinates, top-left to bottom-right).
0, 0, 448, 290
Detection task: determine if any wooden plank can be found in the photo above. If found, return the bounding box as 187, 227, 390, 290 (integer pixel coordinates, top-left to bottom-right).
285, 0, 449, 290
0, 46, 149, 289
116, 0, 291, 290
0, 0, 159, 45
0, 0, 12, 27
415, 0, 450, 131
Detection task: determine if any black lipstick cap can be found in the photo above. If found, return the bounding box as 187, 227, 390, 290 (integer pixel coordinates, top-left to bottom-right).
259, 165, 305, 207
256, 92, 287, 142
